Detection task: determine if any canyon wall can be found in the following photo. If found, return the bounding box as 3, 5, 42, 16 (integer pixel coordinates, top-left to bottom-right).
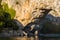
1, 0, 60, 26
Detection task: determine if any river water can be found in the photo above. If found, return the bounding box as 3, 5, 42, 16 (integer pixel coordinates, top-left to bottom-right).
0, 36, 60, 40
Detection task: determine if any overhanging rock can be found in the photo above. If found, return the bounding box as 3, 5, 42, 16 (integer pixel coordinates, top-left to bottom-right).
1, 0, 60, 26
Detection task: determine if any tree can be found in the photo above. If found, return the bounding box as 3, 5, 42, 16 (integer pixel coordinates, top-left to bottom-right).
0, 1, 18, 32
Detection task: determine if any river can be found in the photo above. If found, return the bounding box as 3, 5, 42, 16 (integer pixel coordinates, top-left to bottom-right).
0, 36, 60, 40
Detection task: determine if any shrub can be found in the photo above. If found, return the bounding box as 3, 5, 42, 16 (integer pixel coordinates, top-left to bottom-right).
2, 3, 16, 19
0, 1, 18, 32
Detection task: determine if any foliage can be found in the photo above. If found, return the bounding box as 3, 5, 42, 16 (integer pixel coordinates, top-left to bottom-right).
0, 0, 2, 5
0, 1, 18, 32
2, 3, 16, 19
4, 19, 18, 30
0, 11, 18, 30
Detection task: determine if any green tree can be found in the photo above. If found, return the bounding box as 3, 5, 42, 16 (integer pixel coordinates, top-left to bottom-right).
2, 3, 16, 19
0, 1, 18, 32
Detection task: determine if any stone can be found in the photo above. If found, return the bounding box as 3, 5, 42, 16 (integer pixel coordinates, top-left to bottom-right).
1, 0, 60, 37
1, 0, 60, 26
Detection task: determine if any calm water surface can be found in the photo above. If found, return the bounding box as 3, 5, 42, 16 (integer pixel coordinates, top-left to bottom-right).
0, 36, 60, 40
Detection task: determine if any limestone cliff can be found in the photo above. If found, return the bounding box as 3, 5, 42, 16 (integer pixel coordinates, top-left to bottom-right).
1, 0, 60, 26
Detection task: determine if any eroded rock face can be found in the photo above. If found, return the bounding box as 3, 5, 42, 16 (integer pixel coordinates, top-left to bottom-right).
1, 0, 60, 26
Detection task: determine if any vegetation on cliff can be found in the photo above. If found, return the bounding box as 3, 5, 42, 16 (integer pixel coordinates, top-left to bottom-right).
0, 0, 18, 32
2, 3, 16, 19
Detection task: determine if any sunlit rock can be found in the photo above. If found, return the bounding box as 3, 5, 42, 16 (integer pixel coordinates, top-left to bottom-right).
1, 0, 60, 26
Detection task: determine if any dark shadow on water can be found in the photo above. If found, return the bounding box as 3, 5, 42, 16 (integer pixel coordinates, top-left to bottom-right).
0, 36, 60, 40
0, 37, 14, 40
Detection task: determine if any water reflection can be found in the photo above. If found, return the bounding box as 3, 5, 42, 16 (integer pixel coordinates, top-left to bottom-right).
0, 36, 40, 40
13, 36, 39, 40
0, 36, 60, 40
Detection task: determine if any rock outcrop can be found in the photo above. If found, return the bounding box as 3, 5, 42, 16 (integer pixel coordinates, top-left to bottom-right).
0, 0, 60, 37
1, 0, 60, 26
